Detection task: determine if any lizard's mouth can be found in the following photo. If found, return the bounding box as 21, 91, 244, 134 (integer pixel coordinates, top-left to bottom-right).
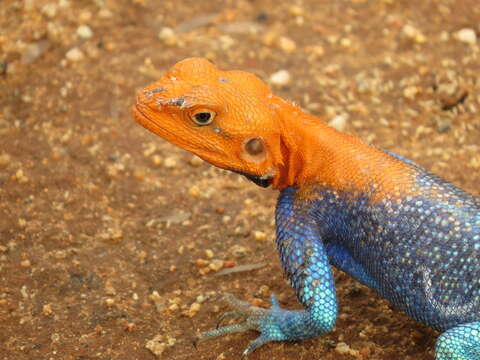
230, 169, 272, 188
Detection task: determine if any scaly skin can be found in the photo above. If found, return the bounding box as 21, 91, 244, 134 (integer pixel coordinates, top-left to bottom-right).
132, 58, 480, 359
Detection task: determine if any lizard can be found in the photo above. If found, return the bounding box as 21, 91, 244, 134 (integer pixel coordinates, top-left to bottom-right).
132, 57, 480, 359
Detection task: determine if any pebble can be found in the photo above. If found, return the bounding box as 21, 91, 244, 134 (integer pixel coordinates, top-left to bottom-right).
20, 259, 31, 267
254, 231, 267, 241
328, 115, 348, 131
188, 185, 201, 197
14, 169, 29, 184
189, 155, 203, 167
403, 86, 420, 100
289, 5, 304, 16
158, 27, 177, 46
98, 8, 113, 19
65, 47, 85, 62
209, 259, 224, 271
222, 215, 231, 224
402, 24, 426, 43
278, 36, 296, 53
133, 168, 146, 181
151, 154, 162, 166
270, 69, 291, 87
205, 249, 214, 259
105, 281, 116, 295
41, 3, 57, 18
145, 335, 167, 357
196, 259, 209, 268
77, 25, 93, 39
163, 157, 177, 168
454, 28, 477, 45
183, 302, 201, 317
335, 342, 358, 356
0, 153, 10, 168
42, 303, 53, 316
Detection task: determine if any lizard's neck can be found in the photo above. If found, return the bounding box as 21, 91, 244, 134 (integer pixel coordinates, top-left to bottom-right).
271, 104, 414, 200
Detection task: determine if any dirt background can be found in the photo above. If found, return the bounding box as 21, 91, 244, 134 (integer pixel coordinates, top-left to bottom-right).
1, 0, 480, 359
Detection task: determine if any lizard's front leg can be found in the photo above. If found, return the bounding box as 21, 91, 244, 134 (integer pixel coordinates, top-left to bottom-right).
196, 187, 337, 356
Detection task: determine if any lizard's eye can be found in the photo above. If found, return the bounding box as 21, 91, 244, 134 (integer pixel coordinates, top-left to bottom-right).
191, 110, 215, 126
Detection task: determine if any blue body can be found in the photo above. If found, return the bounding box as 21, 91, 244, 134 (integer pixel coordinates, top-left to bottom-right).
200, 152, 480, 359
273, 153, 480, 359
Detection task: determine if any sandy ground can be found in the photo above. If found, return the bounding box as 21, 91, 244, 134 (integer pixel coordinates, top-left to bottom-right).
1, 0, 480, 359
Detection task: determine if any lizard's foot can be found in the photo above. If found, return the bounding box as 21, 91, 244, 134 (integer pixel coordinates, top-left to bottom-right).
195, 293, 291, 358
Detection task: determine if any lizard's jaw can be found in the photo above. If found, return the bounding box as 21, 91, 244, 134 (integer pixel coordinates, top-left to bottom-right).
230, 169, 272, 188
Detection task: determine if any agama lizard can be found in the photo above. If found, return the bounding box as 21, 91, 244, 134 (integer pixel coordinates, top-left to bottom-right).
132, 58, 480, 359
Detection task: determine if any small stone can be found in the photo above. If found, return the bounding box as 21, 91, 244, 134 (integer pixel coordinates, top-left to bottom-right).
77, 25, 93, 39
146, 335, 167, 357
270, 69, 291, 87
51, 333, 60, 343
151, 154, 162, 166
14, 169, 28, 184
328, 115, 348, 131
42, 303, 53, 316
402, 24, 426, 43
105, 282, 116, 295
98, 8, 113, 19
183, 302, 201, 317
79, 11, 92, 22
158, 27, 177, 46
340, 37, 351, 47
163, 157, 177, 168
105, 298, 115, 307
196, 259, 209, 267
289, 5, 304, 16
209, 259, 224, 271
0, 153, 10, 168
41, 3, 57, 18
454, 28, 477, 45
65, 47, 85, 62
198, 267, 211, 275
403, 86, 420, 100
189, 155, 203, 167
205, 249, 214, 259
223, 260, 236, 268
278, 36, 296, 53
222, 215, 231, 224
20, 259, 31, 268
188, 185, 201, 197
133, 168, 146, 181
196, 294, 208, 303
335, 342, 352, 355
18, 218, 27, 228
254, 231, 267, 241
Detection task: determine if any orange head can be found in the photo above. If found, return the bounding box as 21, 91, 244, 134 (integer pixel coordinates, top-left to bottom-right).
133, 58, 289, 187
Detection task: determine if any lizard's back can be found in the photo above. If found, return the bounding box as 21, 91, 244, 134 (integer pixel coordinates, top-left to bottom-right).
302, 149, 480, 332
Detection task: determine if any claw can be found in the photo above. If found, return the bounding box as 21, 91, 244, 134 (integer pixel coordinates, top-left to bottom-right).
241, 335, 269, 359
